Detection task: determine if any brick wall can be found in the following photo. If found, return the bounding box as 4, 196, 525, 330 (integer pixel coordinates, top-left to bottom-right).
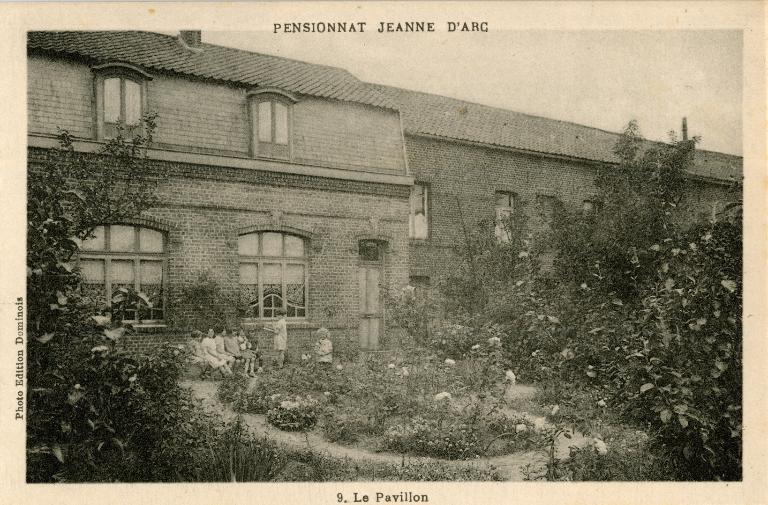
27, 54, 406, 175
28, 56, 94, 139
404, 135, 738, 283
29, 148, 410, 356
405, 135, 600, 280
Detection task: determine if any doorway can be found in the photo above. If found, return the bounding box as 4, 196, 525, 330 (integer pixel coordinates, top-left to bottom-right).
358, 240, 384, 350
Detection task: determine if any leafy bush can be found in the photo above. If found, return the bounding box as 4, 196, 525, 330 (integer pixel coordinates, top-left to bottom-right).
168, 271, 238, 331
383, 416, 483, 460
266, 396, 320, 431
383, 285, 440, 346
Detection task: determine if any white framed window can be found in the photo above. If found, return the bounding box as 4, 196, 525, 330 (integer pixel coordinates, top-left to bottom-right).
409, 183, 429, 239
77, 224, 166, 323
251, 98, 291, 160
99, 76, 144, 139
495, 191, 516, 242
238, 232, 307, 319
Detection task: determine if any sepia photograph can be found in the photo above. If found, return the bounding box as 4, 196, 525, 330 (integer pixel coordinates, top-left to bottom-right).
3, 1, 764, 502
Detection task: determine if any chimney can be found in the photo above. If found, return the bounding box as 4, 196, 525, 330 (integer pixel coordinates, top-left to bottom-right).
179, 30, 202, 48
681, 117, 688, 141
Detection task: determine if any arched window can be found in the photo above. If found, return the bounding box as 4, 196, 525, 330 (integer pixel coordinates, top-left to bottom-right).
77, 224, 166, 322
238, 231, 307, 319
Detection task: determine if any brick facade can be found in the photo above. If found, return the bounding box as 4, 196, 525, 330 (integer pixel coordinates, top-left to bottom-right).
27, 45, 740, 355
404, 135, 738, 283
28, 54, 407, 176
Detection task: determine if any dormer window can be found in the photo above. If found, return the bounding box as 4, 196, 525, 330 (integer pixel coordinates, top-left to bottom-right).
93, 63, 151, 140
248, 89, 296, 160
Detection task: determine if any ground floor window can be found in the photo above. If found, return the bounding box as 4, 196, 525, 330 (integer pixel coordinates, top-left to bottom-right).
238, 231, 307, 319
77, 224, 166, 322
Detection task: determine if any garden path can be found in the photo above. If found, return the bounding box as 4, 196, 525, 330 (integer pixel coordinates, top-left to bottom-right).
183, 380, 589, 481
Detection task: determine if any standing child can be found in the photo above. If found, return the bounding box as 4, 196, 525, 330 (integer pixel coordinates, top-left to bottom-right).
314, 327, 333, 365
264, 308, 288, 368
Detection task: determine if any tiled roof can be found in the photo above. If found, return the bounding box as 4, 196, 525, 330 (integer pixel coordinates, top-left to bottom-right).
372, 85, 742, 182
28, 30, 741, 182
27, 30, 395, 109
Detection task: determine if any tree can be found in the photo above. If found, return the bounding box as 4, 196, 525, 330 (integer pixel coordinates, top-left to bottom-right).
27, 115, 160, 341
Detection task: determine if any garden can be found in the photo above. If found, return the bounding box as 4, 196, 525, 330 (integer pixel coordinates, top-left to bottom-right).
26, 119, 742, 482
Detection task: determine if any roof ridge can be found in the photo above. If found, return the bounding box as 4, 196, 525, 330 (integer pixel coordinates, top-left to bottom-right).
163, 31, 363, 81
370, 82, 628, 139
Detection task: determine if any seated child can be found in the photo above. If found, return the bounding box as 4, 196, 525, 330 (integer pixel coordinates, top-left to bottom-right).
223, 328, 243, 371
214, 328, 237, 367
314, 327, 333, 365
200, 329, 232, 376
237, 329, 260, 376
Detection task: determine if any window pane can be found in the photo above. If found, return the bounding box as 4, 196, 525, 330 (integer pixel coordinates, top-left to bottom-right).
110, 225, 136, 252
286, 264, 305, 318
124, 80, 141, 125
80, 259, 106, 306
104, 78, 120, 123
238, 234, 259, 256
274, 102, 288, 145
140, 260, 164, 320
81, 226, 106, 251
262, 232, 283, 256
110, 260, 135, 284
140, 260, 163, 284
139, 228, 164, 253
285, 264, 304, 284
284, 235, 304, 257
263, 263, 282, 284
258, 101, 272, 142
262, 263, 283, 318
239, 263, 258, 284
80, 259, 105, 283
239, 263, 259, 318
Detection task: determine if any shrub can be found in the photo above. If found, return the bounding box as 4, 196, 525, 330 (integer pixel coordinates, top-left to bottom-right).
188, 419, 288, 482
266, 396, 320, 431
320, 412, 370, 444
384, 284, 440, 346
383, 416, 483, 460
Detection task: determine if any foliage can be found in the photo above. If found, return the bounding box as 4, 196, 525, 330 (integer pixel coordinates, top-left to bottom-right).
27, 117, 160, 341
188, 419, 288, 482
266, 396, 320, 431
168, 270, 238, 331
426, 120, 742, 480
383, 415, 483, 460
383, 284, 440, 346
27, 340, 215, 482
440, 210, 534, 314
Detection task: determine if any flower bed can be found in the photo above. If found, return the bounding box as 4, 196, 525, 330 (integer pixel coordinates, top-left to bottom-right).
217, 336, 548, 460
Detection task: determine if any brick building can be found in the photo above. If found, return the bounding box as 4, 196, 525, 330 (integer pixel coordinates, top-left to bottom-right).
27, 31, 742, 355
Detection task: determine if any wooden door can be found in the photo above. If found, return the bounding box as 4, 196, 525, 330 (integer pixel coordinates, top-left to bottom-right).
358, 265, 382, 350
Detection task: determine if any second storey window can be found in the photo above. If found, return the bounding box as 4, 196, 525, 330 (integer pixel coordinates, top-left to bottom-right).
409, 183, 428, 239
252, 98, 290, 160
239, 232, 307, 319
101, 76, 144, 138
77, 224, 166, 323
495, 191, 516, 243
